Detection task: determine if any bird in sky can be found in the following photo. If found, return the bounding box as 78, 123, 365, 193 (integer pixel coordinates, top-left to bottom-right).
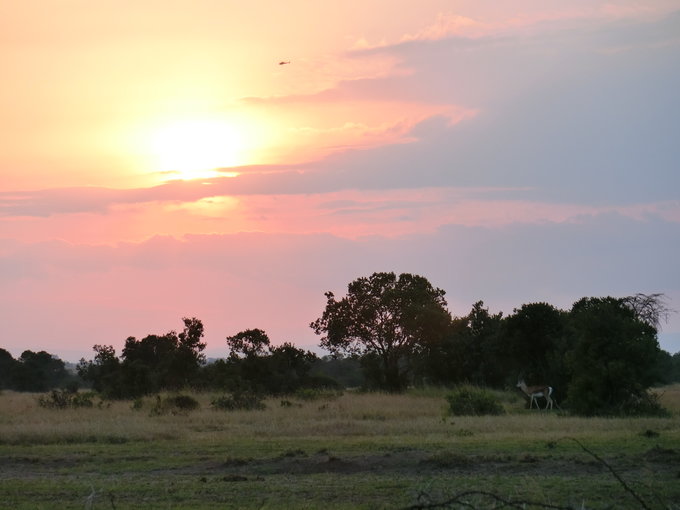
278, 61, 291, 65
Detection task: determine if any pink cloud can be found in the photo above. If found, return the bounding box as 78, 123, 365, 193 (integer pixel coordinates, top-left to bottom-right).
2, 181, 678, 246
357, 1, 680, 49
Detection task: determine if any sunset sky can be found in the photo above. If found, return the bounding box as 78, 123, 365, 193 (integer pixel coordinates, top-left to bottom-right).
2, 0, 679, 361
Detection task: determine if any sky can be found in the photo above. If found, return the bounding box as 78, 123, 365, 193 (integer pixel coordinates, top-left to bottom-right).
1, 0, 679, 362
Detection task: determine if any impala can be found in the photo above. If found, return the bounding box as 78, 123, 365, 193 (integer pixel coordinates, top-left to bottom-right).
517, 378, 554, 410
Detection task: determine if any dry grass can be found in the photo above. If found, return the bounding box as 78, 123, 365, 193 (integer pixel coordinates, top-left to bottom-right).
1, 386, 678, 447
654, 382, 680, 411
2, 387, 679, 509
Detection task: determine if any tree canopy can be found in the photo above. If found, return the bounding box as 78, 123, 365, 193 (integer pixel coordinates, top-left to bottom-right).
78, 317, 206, 398
310, 272, 451, 391
566, 296, 665, 415
0, 349, 75, 392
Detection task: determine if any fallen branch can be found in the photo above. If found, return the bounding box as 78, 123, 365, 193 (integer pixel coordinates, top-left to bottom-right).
560, 437, 652, 510
404, 490, 573, 509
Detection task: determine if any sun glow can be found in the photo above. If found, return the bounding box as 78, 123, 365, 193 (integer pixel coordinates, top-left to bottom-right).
149, 118, 248, 180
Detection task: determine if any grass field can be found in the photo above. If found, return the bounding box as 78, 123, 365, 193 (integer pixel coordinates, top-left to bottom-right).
1, 386, 679, 509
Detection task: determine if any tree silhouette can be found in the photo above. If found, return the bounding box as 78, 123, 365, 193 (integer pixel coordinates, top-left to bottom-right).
311, 272, 451, 391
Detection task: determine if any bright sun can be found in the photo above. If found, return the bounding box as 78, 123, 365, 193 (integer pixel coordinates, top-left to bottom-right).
149, 118, 247, 180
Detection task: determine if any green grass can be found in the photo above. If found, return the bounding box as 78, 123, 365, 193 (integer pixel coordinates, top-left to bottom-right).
0, 387, 679, 509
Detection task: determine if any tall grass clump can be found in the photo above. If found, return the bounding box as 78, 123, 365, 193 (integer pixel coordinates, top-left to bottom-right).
446, 385, 505, 416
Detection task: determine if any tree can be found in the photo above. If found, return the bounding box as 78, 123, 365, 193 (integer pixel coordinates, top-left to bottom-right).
121, 317, 206, 393
455, 301, 505, 387
226, 328, 271, 360
79, 317, 207, 398
121, 333, 177, 393
671, 352, 680, 382
266, 342, 319, 394
414, 301, 504, 387
12, 350, 69, 392
622, 293, 674, 330
222, 329, 272, 393
77, 344, 122, 397
503, 302, 568, 390
172, 317, 207, 387
311, 355, 364, 388
215, 330, 321, 394
0, 348, 17, 389
310, 272, 451, 391
566, 296, 665, 416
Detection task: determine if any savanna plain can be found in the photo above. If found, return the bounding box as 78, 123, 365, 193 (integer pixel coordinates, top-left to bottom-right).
1, 386, 679, 509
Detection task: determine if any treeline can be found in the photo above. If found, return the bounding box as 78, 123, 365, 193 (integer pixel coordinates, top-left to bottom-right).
0, 349, 79, 392
76, 319, 347, 399
311, 273, 680, 416
2, 272, 680, 416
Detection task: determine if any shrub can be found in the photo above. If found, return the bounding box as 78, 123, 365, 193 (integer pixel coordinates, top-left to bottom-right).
446, 385, 505, 416
294, 387, 343, 401
168, 394, 200, 411
616, 391, 670, 417
211, 392, 265, 411
150, 394, 200, 415
38, 389, 95, 409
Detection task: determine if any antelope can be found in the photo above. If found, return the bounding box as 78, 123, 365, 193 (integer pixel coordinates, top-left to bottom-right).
517, 378, 553, 410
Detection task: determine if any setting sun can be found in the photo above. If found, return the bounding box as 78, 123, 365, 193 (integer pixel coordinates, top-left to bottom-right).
149, 118, 248, 180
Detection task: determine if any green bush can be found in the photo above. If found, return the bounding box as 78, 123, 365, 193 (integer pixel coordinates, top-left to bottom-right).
446, 385, 505, 416
211, 392, 265, 411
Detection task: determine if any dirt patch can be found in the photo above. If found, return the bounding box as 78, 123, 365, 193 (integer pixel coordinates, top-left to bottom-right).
179, 449, 617, 480
643, 446, 680, 463
2, 446, 678, 488
0, 454, 84, 479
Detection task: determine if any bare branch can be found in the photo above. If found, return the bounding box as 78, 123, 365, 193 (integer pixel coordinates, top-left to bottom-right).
403, 490, 573, 509
559, 437, 653, 510
623, 293, 676, 330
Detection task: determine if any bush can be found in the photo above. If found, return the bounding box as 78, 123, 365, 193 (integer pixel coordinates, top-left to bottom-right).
150, 394, 200, 415
617, 391, 670, 417
211, 392, 265, 411
446, 385, 505, 416
38, 389, 95, 409
294, 388, 343, 401
169, 394, 200, 411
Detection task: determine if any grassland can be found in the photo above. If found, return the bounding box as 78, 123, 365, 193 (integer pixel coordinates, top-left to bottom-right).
1, 386, 679, 509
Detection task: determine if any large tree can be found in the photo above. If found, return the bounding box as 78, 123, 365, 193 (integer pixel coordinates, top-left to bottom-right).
566, 296, 664, 415
503, 302, 567, 388
12, 350, 69, 392
310, 272, 451, 391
